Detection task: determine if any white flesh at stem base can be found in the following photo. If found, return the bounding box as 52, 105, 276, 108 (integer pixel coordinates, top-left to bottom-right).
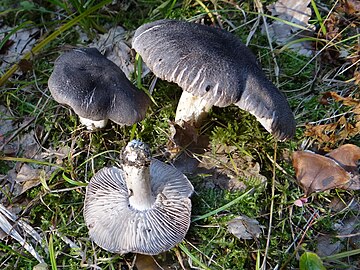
79, 116, 108, 130
175, 91, 212, 127
122, 164, 154, 211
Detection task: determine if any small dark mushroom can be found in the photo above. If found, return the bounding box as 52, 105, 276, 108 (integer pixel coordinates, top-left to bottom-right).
132, 19, 296, 140
48, 48, 150, 130
84, 140, 194, 255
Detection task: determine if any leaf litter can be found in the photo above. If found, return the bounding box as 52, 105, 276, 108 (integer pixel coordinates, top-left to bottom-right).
305, 91, 360, 150
292, 144, 360, 196
0, 204, 44, 263
89, 26, 149, 79
1, 0, 359, 268
0, 108, 63, 264
0, 26, 39, 75
227, 215, 264, 240
170, 131, 267, 192
264, 0, 315, 56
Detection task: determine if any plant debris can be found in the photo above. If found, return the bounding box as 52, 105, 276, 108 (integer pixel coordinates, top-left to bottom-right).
0, 204, 44, 263
305, 92, 360, 150
89, 26, 149, 79
227, 215, 263, 240
265, 0, 315, 56
0, 26, 38, 75
292, 144, 360, 195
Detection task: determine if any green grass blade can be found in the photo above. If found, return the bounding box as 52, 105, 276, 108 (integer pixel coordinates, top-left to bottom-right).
322, 248, 360, 261
0, 242, 34, 262
311, 0, 327, 36
129, 123, 137, 141
62, 172, 88, 187
77, 150, 121, 168
135, 53, 143, 89
0, 156, 64, 169
192, 188, 254, 222
48, 234, 57, 270
178, 243, 211, 270
134, 53, 158, 106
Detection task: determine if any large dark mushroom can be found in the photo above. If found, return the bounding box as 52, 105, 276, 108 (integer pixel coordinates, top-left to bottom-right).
84, 140, 194, 255
132, 19, 296, 141
48, 48, 150, 130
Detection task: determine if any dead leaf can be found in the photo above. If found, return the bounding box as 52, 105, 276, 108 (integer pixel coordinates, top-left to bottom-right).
0, 26, 38, 74
326, 144, 360, 174
169, 121, 210, 174
325, 91, 360, 107
292, 151, 351, 196
336, 0, 360, 15
306, 92, 360, 149
135, 254, 162, 270
89, 26, 149, 79
317, 215, 360, 263
5, 163, 55, 197
227, 215, 263, 240
33, 263, 49, 270
265, 0, 315, 56
0, 204, 44, 263
189, 145, 267, 191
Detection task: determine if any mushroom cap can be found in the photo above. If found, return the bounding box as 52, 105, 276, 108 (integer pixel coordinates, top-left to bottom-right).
48, 48, 150, 126
132, 19, 296, 140
83, 159, 194, 255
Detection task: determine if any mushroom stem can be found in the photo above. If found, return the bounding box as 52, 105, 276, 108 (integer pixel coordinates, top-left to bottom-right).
122, 164, 154, 211
175, 91, 212, 127
79, 116, 108, 130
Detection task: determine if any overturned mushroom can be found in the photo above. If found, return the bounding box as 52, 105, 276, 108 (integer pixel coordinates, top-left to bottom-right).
84, 140, 194, 255
48, 48, 150, 130
132, 19, 296, 141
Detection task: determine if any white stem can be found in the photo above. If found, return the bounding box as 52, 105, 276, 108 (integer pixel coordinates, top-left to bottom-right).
123, 164, 154, 211
78, 116, 108, 130
175, 91, 212, 127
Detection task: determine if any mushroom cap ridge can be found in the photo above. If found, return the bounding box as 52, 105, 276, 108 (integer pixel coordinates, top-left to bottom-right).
48, 48, 150, 126
132, 19, 296, 140
84, 159, 194, 255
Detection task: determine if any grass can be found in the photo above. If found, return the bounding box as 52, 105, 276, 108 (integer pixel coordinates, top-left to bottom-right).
1, 0, 360, 269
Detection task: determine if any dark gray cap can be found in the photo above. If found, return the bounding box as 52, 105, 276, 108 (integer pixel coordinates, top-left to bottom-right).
48, 48, 150, 128
83, 151, 194, 255
132, 19, 296, 140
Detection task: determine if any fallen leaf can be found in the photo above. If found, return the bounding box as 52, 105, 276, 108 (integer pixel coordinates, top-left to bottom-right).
0, 26, 38, 74
89, 26, 149, 79
292, 151, 351, 196
135, 254, 162, 270
336, 0, 360, 15
227, 215, 263, 240
325, 91, 360, 107
265, 0, 315, 56
326, 144, 360, 174
316, 214, 360, 264
0, 204, 44, 263
33, 263, 49, 270
316, 234, 343, 257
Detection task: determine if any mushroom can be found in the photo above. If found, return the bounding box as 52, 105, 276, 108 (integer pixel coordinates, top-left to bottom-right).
48, 48, 150, 130
83, 140, 194, 255
132, 19, 296, 141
